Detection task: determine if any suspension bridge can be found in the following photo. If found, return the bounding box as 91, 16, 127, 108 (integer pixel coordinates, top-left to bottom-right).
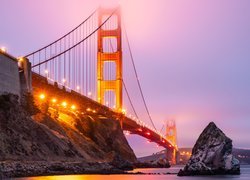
4, 7, 178, 163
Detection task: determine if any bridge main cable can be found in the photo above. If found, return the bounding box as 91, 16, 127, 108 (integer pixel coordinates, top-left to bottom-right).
31, 8, 118, 68
25, 9, 97, 57
123, 24, 157, 131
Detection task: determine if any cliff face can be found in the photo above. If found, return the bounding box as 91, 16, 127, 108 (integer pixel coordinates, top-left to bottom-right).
0, 93, 136, 175
178, 122, 240, 176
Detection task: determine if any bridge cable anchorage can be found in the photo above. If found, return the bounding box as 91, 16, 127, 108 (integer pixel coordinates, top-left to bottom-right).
31, 8, 118, 68
24, 9, 98, 57
123, 23, 157, 131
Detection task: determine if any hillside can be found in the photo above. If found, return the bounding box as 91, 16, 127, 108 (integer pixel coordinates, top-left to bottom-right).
0, 93, 136, 177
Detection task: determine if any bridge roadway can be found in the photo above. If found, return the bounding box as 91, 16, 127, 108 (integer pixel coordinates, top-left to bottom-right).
32, 73, 177, 153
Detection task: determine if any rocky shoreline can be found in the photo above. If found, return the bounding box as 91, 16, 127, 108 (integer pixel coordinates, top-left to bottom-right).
0, 160, 175, 178
0, 161, 131, 178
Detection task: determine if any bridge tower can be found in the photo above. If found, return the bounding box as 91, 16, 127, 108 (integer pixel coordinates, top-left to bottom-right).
166, 119, 178, 164
97, 7, 122, 111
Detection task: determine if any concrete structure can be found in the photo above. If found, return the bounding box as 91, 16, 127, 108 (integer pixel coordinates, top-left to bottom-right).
0, 51, 21, 97
19, 57, 32, 94
0, 50, 32, 98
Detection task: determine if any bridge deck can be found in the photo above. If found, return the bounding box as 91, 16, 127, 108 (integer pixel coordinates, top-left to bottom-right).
32, 73, 176, 151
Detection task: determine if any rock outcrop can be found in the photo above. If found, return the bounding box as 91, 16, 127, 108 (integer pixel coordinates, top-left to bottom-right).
0, 93, 136, 178
178, 122, 240, 176
137, 150, 171, 168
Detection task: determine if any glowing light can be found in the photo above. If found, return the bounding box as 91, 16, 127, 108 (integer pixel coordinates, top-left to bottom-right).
62, 101, 67, 107
71, 105, 76, 110
92, 110, 96, 113
76, 86, 80, 90
121, 108, 126, 114
18, 57, 24, 62
106, 101, 109, 105
146, 132, 150, 136
39, 94, 45, 100
62, 78, 66, 83
86, 108, 91, 111
44, 70, 49, 74
0, 47, 6, 53
138, 128, 142, 132
88, 92, 92, 96
124, 131, 130, 136
48, 78, 54, 82
51, 98, 57, 103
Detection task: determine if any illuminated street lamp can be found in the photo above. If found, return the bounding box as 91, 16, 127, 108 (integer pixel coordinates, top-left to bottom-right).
18, 57, 24, 62
121, 108, 126, 115
62, 101, 67, 108
44, 70, 49, 78
39, 93, 45, 100
62, 78, 66, 85
0, 47, 6, 53
51, 98, 57, 103
71, 105, 76, 110
124, 131, 130, 136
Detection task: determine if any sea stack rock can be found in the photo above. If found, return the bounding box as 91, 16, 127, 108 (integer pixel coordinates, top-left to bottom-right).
178, 122, 240, 176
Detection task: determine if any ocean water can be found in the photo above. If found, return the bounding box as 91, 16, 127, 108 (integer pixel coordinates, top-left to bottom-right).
16, 165, 250, 180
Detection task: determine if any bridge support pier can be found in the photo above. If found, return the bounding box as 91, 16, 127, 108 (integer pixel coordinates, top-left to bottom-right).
166, 148, 177, 165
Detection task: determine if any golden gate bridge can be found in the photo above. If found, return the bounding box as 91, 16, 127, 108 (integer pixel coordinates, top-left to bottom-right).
19, 7, 178, 163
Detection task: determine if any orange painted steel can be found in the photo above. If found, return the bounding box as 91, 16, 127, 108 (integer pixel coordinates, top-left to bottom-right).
97, 7, 122, 111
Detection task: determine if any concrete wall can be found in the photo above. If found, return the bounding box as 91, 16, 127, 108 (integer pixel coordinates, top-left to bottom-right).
19, 57, 32, 94
0, 53, 20, 96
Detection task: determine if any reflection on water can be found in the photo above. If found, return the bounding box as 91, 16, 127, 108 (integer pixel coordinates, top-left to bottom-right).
15, 165, 250, 180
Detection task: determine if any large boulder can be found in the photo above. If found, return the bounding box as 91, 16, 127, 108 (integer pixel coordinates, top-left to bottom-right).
178, 122, 240, 176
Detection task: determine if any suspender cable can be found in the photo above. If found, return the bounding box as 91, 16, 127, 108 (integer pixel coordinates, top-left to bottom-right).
25, 9, 98, 57
31, 8, 118, 68
122, 80, 139, 119
124, 25, 157, 131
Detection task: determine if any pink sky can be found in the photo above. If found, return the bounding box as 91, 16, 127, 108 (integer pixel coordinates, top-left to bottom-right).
1, 0, 250, 157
